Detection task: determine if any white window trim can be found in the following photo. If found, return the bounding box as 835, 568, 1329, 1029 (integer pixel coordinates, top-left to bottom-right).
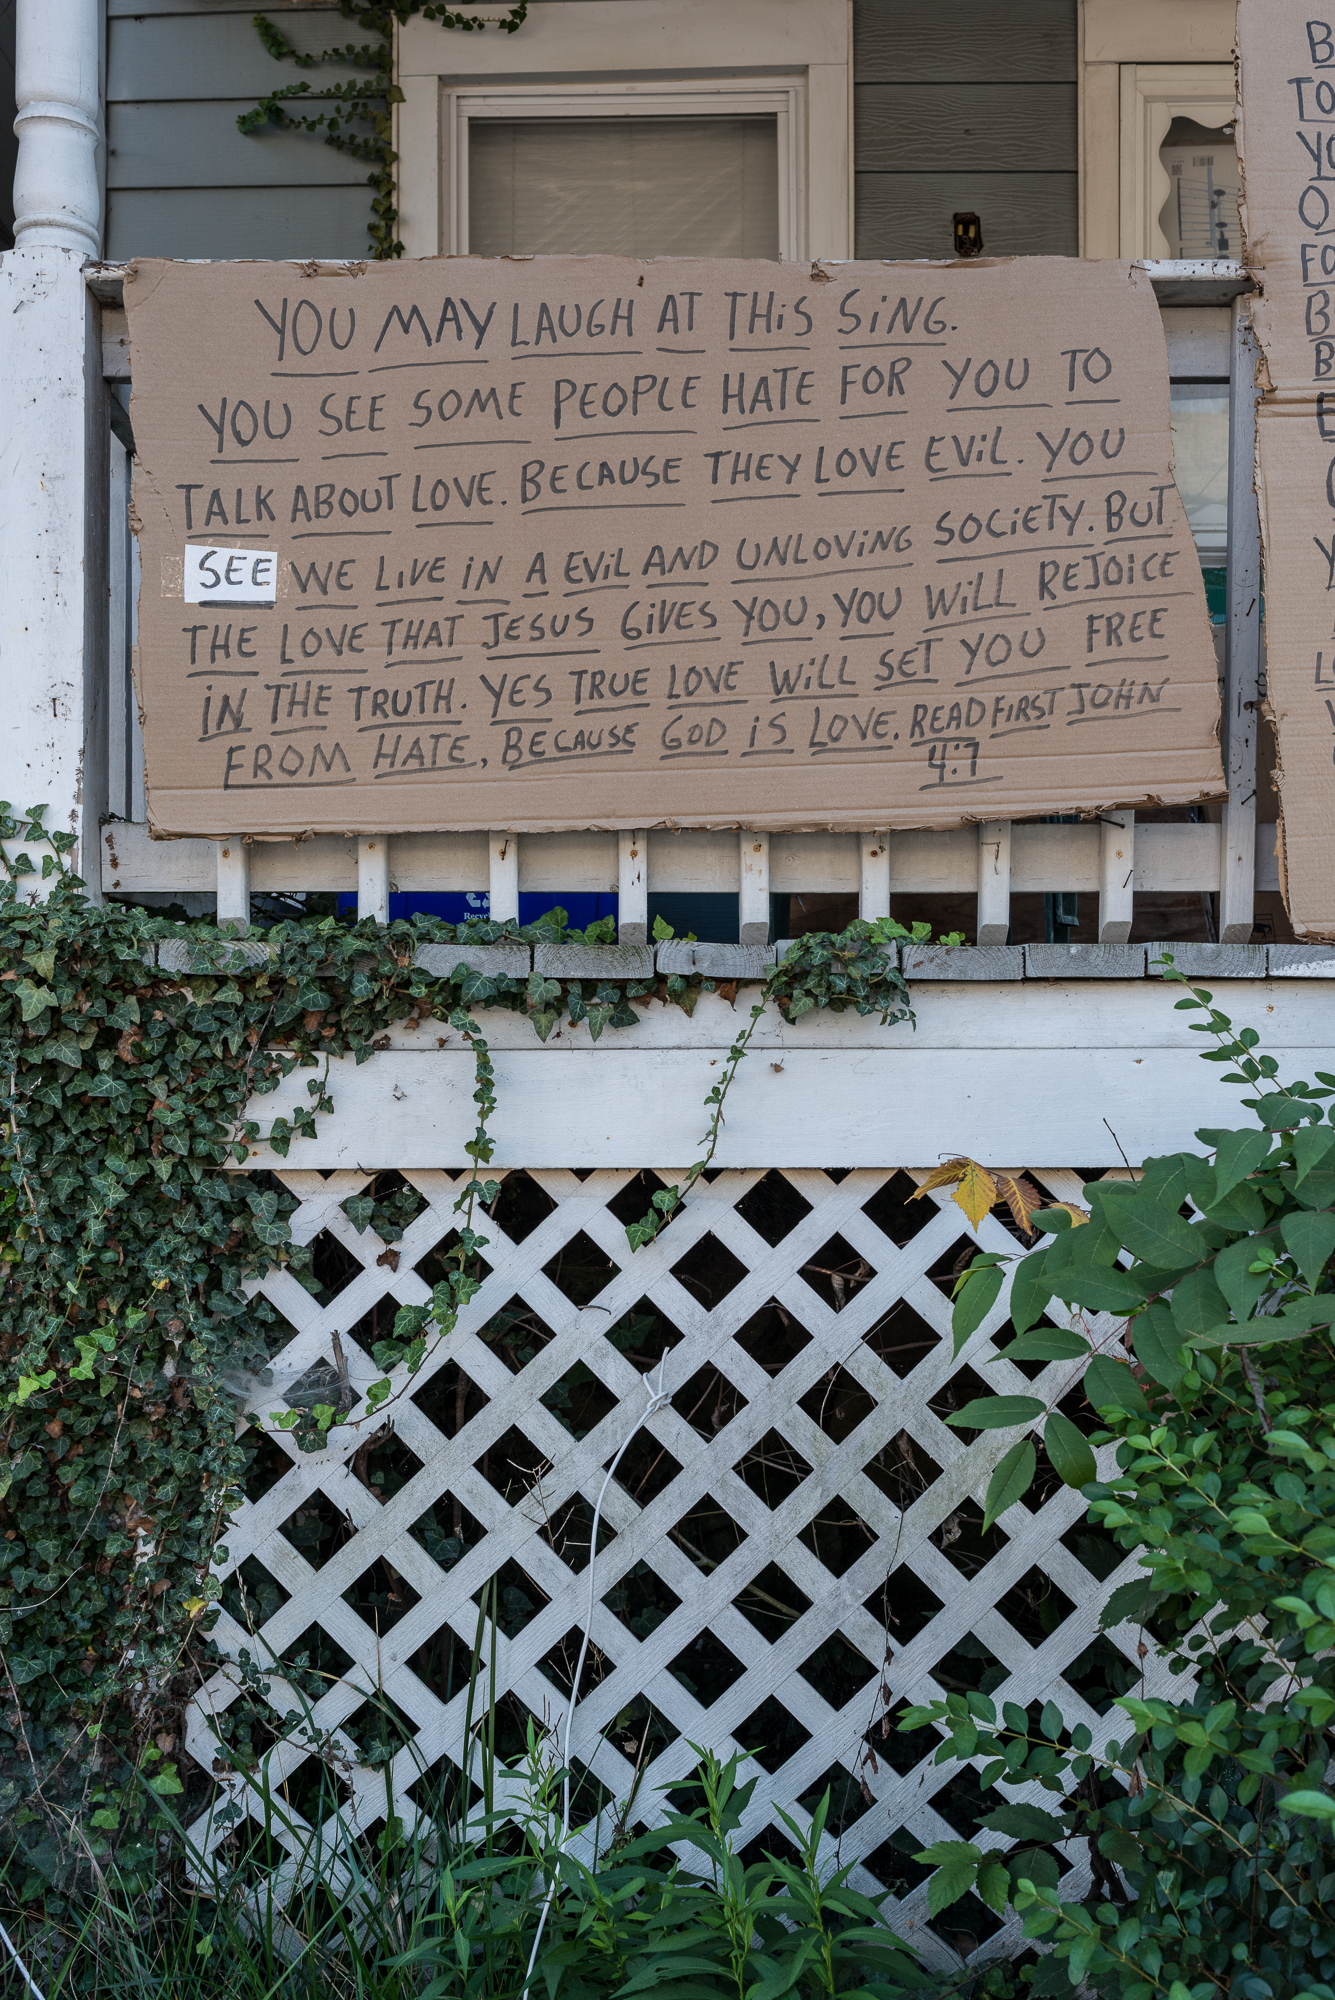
395, 0, 850, 262
1119, 62, 1236, 259
445, 77, 806, 260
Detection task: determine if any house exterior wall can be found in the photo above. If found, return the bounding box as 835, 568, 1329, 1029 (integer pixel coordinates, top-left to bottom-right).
104, 0, 370, 262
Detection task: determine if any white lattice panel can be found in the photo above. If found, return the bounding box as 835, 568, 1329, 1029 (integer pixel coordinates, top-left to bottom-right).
187, 1165, 1188, 1969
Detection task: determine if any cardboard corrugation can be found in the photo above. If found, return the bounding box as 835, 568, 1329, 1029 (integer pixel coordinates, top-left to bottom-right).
124, 254, 1223, 838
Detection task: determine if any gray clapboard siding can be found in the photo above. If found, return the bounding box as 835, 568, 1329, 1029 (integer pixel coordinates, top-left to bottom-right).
852, 0, 1078, 261
105, 187, 372, 263
108, 103, 370, 190
854, 0, 1076, 83
104, 5, 370, 261
854, 172, 1078, 260
108, 13, 370, 99
855, 83, 1076, 175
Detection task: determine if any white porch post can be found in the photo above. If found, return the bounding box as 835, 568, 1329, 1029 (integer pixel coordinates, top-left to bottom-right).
0, 0, 106, 890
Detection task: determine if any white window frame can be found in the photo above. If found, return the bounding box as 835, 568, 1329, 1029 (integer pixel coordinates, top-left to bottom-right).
1119, 63, 1237, 259
394, 0, 850, 263
445, 77, 806, 260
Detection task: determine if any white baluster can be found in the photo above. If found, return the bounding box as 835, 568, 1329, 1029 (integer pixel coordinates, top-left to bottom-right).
975, 820, 1012, 946
1097, 811, 1135, 943
739, 830, 770, 945
859, 831, 890, 921
618, 829, 648, 942
358, 836, 390, 923
216, 839, 250, 928
1220, 298, 1261, 944
488, 831, 520, 924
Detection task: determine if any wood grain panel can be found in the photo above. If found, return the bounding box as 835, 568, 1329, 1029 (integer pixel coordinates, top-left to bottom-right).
854, 83, 1076, 174
854, 171, 1078, 259
854, 0, 1076, 83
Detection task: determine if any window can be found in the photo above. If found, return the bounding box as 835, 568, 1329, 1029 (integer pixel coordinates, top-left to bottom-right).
394, 0, 849, 262
448, 82, 800, 258
1118, 64, 1236, 259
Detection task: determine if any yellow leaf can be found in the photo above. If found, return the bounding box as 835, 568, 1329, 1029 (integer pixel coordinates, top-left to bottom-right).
995, 1171, 1043, 1237
910, 1159, 969, 1200
952, 1160, 999, 1228
1049, 1200, 1090, 1228
183, 1596, 208, 1617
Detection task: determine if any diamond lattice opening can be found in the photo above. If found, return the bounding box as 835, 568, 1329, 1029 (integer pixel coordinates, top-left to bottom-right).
472, 1556, 550, 1640
475, 1425, 551, 1503
928, 1363, 996, 1431
733, 1428, 812, 1509
414, 1227, 494, 1290
305, 1228, 366, 1304
667, 1631, 748, 1705
930, 1498, 1007, 1578
798, 1760, 869, 1840
932, 1630, 1009, 1697
489, 1170, 559, 1243
928, 1235, 987, 1299
673, 1360, 747, 1441
221, 1554, 289, 1633
605, 1171, 677, 1230
610, 1427, 683, 1507
542, 1361, 619, 1440
603, 1295, 686, 1369
668, 1494, 743, 1578
1060, 1633, 1143, 1712
864, 1568, 943, 1652
1060, 1517, 1126, 1584
735, 1694, 812, 1774
408, 1490, 485, 1570
669, 1232, 748, 1310
733, 1298, 811, 1370
800, 1364, 876, 1441
798, 1497, 877, 1578
242, 1430, 297, 1505
799, 1235, 876, 1314
602, 1557, 682, 1638
343, 1688, 423, 1769
478, 1297, 561, 1374
414, 1360, 490, 1439
731, 1561, 812, 1642
862, 1171, 936, 1246
796, 1629, 876, 1710
735, 1170, 814, 1247
995, 1564, 1077, 1645
864, 1827, 933, 1900
864, 1297, 941, 1378
340, 1170, 430, 1246
862, 1428, 945, 1507
542, 1230, 621, 1306
343, 1552, 421, 1636
276, 1490, 356, 1569
537, 1492, 616, 1576
540, 1620, 616, 1701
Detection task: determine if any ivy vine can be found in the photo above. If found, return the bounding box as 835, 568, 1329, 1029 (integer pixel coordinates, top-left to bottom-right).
239, 2, 528, 260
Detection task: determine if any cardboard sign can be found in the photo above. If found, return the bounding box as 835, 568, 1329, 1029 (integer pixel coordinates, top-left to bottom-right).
1239, 2, 1335, 937
124, 256, 1222, 836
